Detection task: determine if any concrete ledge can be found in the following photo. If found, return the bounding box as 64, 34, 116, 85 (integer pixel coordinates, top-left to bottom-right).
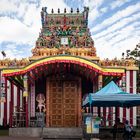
9, 127, 83, 138
9, 128, 42, 137
42, 127, 83, 139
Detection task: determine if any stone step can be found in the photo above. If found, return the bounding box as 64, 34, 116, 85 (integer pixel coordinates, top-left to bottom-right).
42, 128, 83, 139
43, 138, 83, 140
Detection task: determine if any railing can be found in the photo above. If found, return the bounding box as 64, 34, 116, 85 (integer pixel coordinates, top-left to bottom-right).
12, 112, 45, 128
11, 111, 140, 128
12, 112, 26, 127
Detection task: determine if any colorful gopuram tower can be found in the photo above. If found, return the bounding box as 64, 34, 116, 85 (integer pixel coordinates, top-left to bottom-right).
0, 7, 139, 136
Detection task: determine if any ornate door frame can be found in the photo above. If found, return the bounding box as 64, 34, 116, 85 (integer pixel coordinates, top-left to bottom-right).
46, 75, 81, 127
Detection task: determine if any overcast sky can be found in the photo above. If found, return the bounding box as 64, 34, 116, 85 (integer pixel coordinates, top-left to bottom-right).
0, 0, 140, 59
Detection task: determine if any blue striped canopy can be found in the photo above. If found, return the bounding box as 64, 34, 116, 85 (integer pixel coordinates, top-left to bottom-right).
83, 81, 140, 107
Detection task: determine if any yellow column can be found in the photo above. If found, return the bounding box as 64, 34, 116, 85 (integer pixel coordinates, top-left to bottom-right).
23, 75, 28, 97
98, 74, 103, 117
98, 74, 103, 90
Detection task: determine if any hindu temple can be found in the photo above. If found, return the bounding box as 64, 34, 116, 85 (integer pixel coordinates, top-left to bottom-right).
0, 7, 138, 138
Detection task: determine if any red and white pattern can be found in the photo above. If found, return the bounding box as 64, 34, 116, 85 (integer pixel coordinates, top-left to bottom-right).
0, 75, 23, 126
112, 71, 137, 126
7, 80, 11, 124
94, 71, 137, 127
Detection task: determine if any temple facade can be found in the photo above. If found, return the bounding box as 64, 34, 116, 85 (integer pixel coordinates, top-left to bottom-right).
0, 7, 139, 128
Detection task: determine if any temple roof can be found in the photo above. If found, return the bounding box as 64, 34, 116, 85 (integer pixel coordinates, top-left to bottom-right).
0, 7, 138, 72
2, 55, 125, 77
29, 7, 96, 61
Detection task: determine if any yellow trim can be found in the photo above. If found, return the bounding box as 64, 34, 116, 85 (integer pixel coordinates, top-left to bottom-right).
2, 56, 125, 75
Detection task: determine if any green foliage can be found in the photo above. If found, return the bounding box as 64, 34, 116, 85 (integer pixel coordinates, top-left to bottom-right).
122, 43, 140, 93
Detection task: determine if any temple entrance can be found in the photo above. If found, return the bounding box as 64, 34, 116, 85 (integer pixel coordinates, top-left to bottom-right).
46, 75, 81, 127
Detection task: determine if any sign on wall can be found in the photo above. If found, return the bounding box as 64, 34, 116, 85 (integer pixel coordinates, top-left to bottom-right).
61, 37, 68, 45
85, 116, 100, 134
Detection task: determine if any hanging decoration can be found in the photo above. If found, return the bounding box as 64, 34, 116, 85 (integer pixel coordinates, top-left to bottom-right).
0, 93, 6, 103
31, 82, 35, 117
0, 76, 6, 103
23, 74, 28, 97
2, 56, 125, 77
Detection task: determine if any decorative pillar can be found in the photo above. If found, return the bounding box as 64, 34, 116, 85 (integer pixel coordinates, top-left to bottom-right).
20, 89, 23, 110
129, 70, 134, 125
126, 70, 136, 126
7, 80, 10, 125
0, 74, 6, 126
23, 74, 28, 127
117, 76, 124, 124
46, 78, 50, 127
17, 86, 20, 112
30, 81, 35, 117
125, 71, 132, 125
127, 70, 137, 126
3, 77, 7, 126
9, 82, 14, 127
133, 70, 137, 126
119, 73, 126, 124
98, 74, 103, 117
13, 85, 17, 116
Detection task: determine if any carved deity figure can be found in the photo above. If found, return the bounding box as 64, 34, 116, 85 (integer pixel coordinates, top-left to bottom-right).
36, 93, 45, 113
83, 7, 89, 26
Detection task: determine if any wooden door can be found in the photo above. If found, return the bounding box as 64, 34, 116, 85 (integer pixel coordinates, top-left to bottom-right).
48, 80, 79, 127
49, 81, 63, 127
63, 81, 78, 127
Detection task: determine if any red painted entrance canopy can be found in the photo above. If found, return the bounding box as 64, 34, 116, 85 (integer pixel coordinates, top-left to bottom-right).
2, 55, 125, 77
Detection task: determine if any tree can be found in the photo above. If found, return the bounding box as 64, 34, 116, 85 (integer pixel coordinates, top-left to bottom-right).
122, 42, 140, 93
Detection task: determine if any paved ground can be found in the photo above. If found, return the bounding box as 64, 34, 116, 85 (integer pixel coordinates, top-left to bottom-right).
0, 137, 40, 140
0, 137, 140, 140
0, 138, 80, 140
